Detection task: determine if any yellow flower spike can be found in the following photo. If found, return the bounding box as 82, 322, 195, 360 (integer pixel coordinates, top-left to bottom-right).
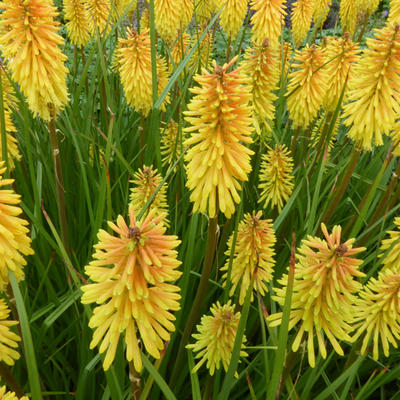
184, 58, 254, 219
0, 108, 22, 170
241, 39, 280, 134
258, 144, 294, 212
161, 120, 185, 168
389, 0, 400, 25
64, 0, 92, 47
291, 0, 314, 47
268, 224, 365, 367
194, 0, 213, 23
279, 41, 293, 80
309, 112, 339, 158
0, 162, 34, 291
313, 0, 331, 28
170, 32, 191, 72
287, 44, 328, 129
340, 0, 359, 36
342, 24, 400, 151
86, 0, 110, 34
81, 206, 182, 372
186, 301, 247, 376
154, 0, 181, 43
0, 299, 21, 366
379, 217, 400, 272
220, 0, 248, 40
0, 386, 28, 400
181, 0, 194, 28
250, 0, 286, 47
221, 212, 276, 305
0, 0, 69, 121
117, 28, 169, 116
188, 26, 213, 73
352, 268, 400, 360
129, 165, 169, 227
361, 0, 380, 15
139, 8, 150, 31
323, 34, 360, 112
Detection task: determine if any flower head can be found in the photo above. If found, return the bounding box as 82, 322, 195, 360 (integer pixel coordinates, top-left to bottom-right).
0, 162, 34, 291
86, 0, 110, 34
184, 58, 254, 219
81, 206, 182, 372
64, 0, 92, 47
117, 28, 169, 116
352, 268, 400, 359
0, 108, 21, 170
291, 0, 314, 47
287, 45, 328, 129
241, 39, 280, 134
0, 386, 28, 400
0, 299, 21, 366
188, 26, 213, 73
250, 0, 286, 47
0, 0, 69, 120
313, 0, 331, 28
268, 224, 365, 367
220, 0, 248, 40
258, 145, 294, 212
154, 0, 181, 43
340, 0, 359, 36
389, 0, 400, 25
129, 165, 169, 226
221, 211, 276, 305
186, 300, 247, 375
342, 25, 400, 150
379, 217, 400, 272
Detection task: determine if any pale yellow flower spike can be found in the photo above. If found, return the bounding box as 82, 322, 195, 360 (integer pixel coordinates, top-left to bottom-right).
258, 145, 294, 212
82, 207, 182, 372
313, 0, 331, 29
221, 212, 276, 305
220, 0, 248, 40
0, 162, 34, 292
184, 58, 254, 219
86, 0, 110, 34
389, 0, 400, 24
323, 34, 360, 113
0, 0, 69, 121
379, 217, 400, 272
241, 39, 280, 134
117, 28, 169, 116
250, 0, 287, 47
352, 268, 400, 360
0, 386, 29, 400
64, 0, 93, 47
0, 299, 21, 366
161, 120, 185, 168
187, 301, 248, 376
154, 0, 181, 43
291, 0, 314, 47
0, 108, 22, 171
339, 0, 358, 36
342, 25, 400, 151
268, 224, 365, 367
287, 45, 328, 129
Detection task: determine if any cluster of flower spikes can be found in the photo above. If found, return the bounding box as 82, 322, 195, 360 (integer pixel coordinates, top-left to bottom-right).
286, 44, 328, 129
250, 0, 286, 47
63, 0, 93, 47
116, 28, 169, 117
268, 224, 366, 367
240, 39, 280, 135
187, 300, 247, 376
129, 165, 169, 227
221, 211, 276, 305
0, 0, 69, 121
342, 24, 400, 151
81, 206, 182, 372
184, 57, 254, 219
258, 144, 294, 212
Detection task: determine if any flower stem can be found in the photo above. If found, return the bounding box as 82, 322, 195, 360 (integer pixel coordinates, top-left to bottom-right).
169, 215, 219, 387
129, 361, 141, 400
48, 117, 70, 253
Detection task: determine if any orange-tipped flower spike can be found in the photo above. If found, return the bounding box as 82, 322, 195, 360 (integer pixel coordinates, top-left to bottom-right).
342, 25, 400, 151
241, 39, 280, 134
186, 301, 247, 376
64, 0, 93, 47
323, 34, 360, 112
352, 268, 400, 360
268, 224, 365, 367
220, 0, 248, 40
184, 57, 254, 219
81, 206, 182, 372
117, 28, 169, 116
0, 162, 34, 292
250, 0, 286, 47
0, 0, 69, 121
221, 211, 276, 305
286, 44, 328, 129
291, 0, 314, 47
379, 217, 400, 272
